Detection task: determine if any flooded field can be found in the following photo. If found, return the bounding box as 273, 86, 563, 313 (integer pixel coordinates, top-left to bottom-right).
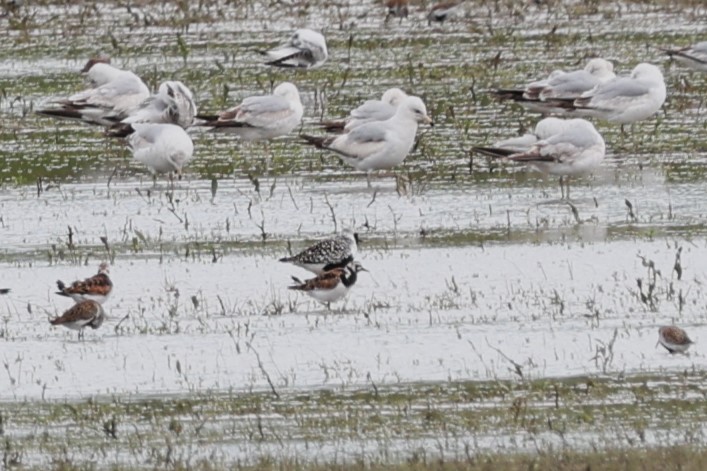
1, 0, 707, 468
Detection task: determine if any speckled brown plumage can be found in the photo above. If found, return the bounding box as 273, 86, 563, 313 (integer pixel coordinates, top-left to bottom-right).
56, 262, 113, 304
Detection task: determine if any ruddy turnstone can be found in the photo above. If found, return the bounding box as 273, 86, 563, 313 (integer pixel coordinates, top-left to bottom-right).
56, 262, 113, 304
493, 58, 615, 114
197, 82, 303, 141
320, 88, 408, 133
128, 123, 194, 177
476, 118, 605, 199
262, 29, 328, 69
50, 299, 105, 340
661, 41, 707, 72
554, 63, 666, 127
657, 326, 694, 354
288, 261, 367, 305
37, 61, 150, 127
280, 230, 359, 274
106, 80, 197, 137
301, 96, 433, 173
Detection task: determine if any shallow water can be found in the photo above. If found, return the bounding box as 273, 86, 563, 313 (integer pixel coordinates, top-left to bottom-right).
1, 0, 707, 466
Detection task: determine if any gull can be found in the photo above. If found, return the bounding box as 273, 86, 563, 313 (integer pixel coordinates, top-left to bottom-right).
80, 56, 123, 87
279, 230, 359, 274
262, 29, 328, 69
56, 263, 113, 304
493, 58, 615, 114
196, 82, 303, 141
428, 1, 463, 25
37, 63, 150, 126
289, 261, 367, 307
320, 88, 408, 133
106, 81, 197, 137
472, 117, 570, 156
661, 41, 707, 72
50, 300, 106, 341
558, 63, 667, 129
301, 96, 433, 175
475, 118, 605, 199
657, 326, 694, 354
128, 123, 194, 178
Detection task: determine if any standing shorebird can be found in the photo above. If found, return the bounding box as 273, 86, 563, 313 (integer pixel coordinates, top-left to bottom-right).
657, 326, 694, 354
280, 231, 359, 275
288, 261, 367, 307
56, 262, 113, 304
50, 300, 106, 340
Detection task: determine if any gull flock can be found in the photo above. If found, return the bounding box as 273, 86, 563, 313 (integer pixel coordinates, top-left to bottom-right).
29, 16, 705, 347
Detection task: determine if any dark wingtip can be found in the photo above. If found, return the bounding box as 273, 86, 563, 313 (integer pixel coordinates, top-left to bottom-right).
0, 289, 9, 295
300, 134, 327, 148
105, 123, 134, 138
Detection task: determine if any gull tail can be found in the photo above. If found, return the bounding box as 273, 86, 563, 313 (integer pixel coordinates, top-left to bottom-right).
319, 120, 346, 133
105, 123, 135, 138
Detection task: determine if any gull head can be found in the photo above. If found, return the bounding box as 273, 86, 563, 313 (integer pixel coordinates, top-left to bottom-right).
381, 88, 408, 107
291, 28, 328, 57
81, 55, 111, 73
631, 63, 663, 81
399, 96, 434, 126
273, 82, 301, 103
584, 58, 614, 80
533, 117, 568, 140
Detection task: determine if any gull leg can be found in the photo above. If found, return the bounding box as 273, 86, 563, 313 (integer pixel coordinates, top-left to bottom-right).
559, 176, 565, 200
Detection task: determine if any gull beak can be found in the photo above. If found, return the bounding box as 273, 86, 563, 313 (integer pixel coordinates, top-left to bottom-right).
424, 115, 434, 126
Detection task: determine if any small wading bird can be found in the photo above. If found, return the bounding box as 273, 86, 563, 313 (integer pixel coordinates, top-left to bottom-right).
660, 41, 707, 73
196, 82, 303, 141
319, 88, 409, 133
657, 326, 694, 354
106, 80, 197, 138
493, 58, 615, 114
56, 262, 113, 304
280, 231, 360, 274
473, 118, 605, 199
50, 299, 105, 341
301, 96, 433, 181
261, 29, 328, 69
550, 63, 667, 132
37, 60, 150, 126
289, 261, 367, 307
